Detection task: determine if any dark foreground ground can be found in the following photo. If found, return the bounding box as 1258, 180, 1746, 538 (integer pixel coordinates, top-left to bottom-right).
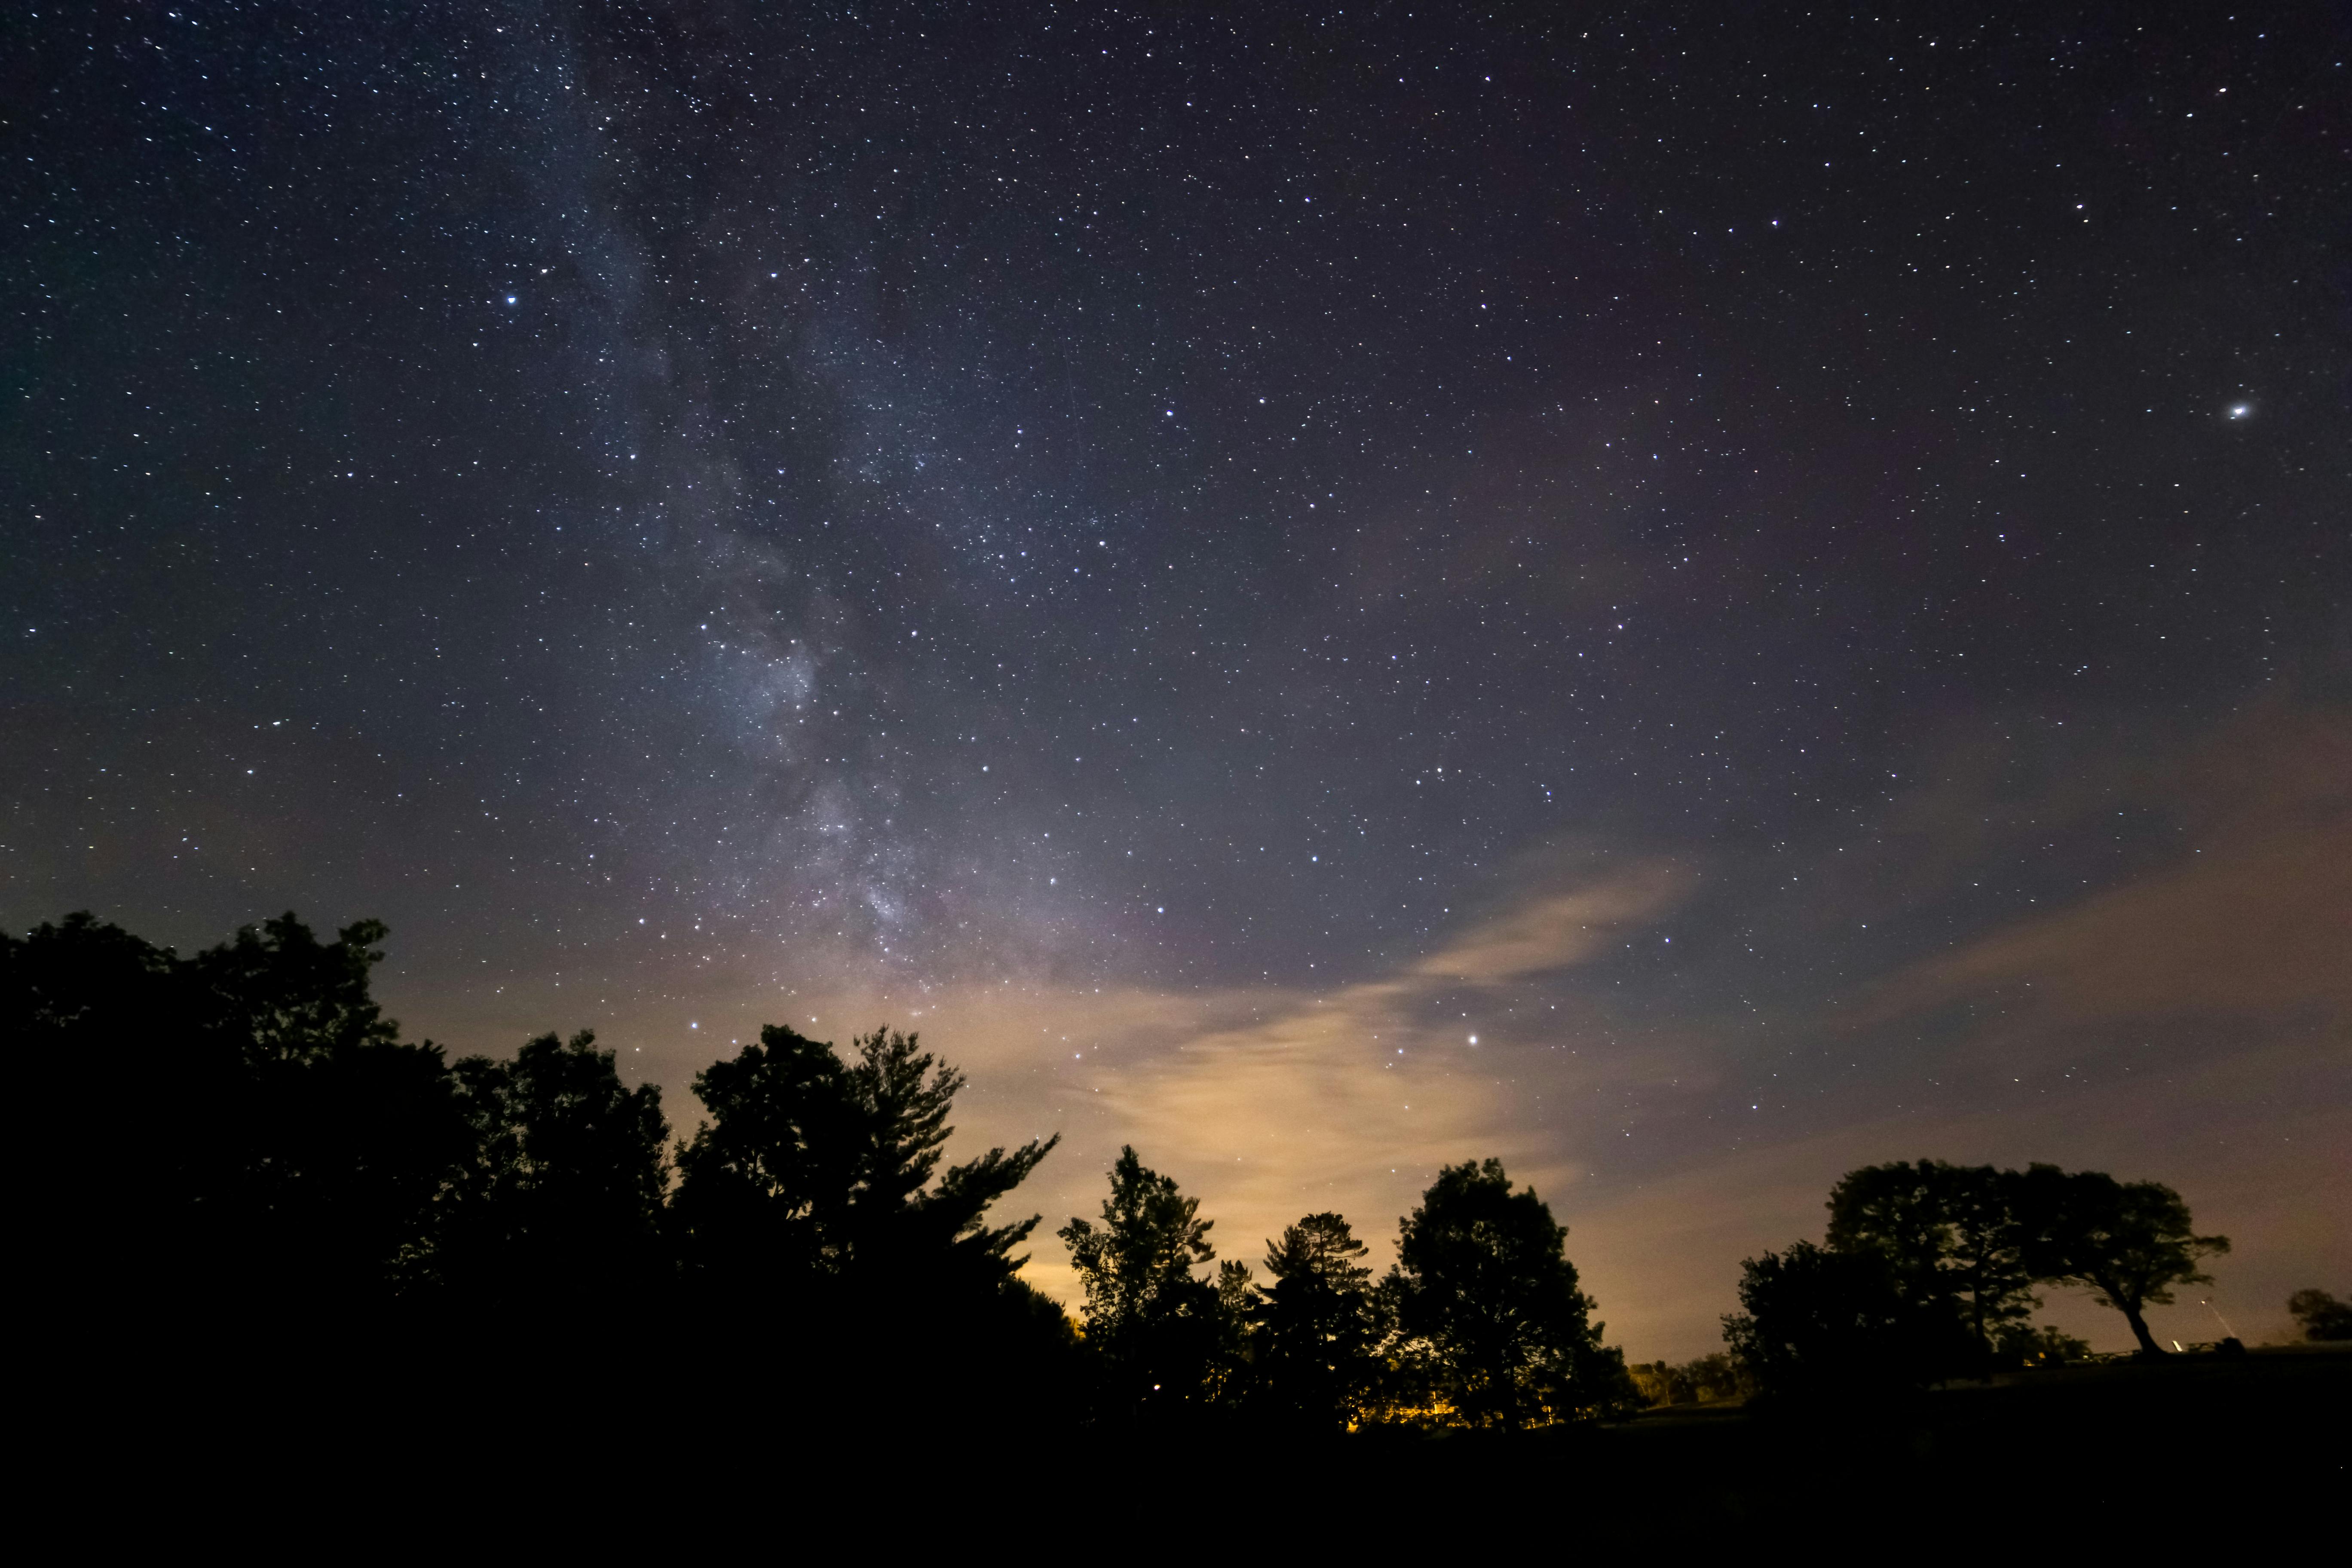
1314, 1345, 2351, 1546
95, 1344, 2346, 1547
1124, 1346, 2349, 1547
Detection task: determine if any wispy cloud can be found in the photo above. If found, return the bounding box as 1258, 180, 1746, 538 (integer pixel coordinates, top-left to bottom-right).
1856, 701, 2352, 1033
714, 855, 1706, 1302
1005, 857, 1695, 1296
1409, 861, 1684, 983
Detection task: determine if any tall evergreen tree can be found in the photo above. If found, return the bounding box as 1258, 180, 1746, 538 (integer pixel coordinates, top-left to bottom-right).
1215, 1259, 1259, 1380
838, 1027, 1060, 1289
671, 1023, 1057, 1295
1247, 1212, 1378, 1431
1060, 1145, 1221, 1417
668, 1022, 1067, 1427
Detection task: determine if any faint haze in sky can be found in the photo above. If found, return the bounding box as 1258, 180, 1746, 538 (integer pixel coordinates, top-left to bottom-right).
5, 3, 2345, 1357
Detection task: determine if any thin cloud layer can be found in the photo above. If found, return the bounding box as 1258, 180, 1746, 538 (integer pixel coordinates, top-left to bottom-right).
791, 857, 1700, 1304
1410, 861, 1685, 983
1858, 701, 2352, 1032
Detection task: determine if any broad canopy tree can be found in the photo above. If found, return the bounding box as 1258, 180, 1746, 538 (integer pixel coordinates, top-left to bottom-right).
1723, 1241, 1966, 1401
1826, 1159, 2038, 1377
1384, 1159, 1634, 1427
1732, 1157, 2235, 1395
435, 1029, 671, 1307
1055, 1153, 1637, 1431
9, 910, 469, 1315
2012, 1164, 2229, 1357
188, 914, 473, 1303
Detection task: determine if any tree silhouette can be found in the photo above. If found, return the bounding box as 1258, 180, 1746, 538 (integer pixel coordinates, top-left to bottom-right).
435, 1030, 670, 1307
1060, 1145, 1221, 1417
187, 914, 471, 1304
52, 903, 2295, 1451
1827, 1160, 2037, 1378
8, 911, 211, 1292
15, 910, 1097, 1424
2014, 1165, 2228, 1356
1384, 1159, 1631, 1428
9, 911, 471, 1334
672, 1023, 1057, 1296
838, 1027, 1060, 1291
668, 1022, 1067, 1426
2286, 1289, 2352, 1342
669, 1023, 860, 1286
1722, 1240, 1960, 1402
1245, 1212, 1378, 1431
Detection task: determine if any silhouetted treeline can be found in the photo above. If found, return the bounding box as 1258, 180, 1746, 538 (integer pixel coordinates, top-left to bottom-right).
9, 911, 1639, 1433
1059, 1147, 1641, 1430
8, 912, 1076, 1419
18, 909, 2274, 1435
1723, 1158, 2229, 1403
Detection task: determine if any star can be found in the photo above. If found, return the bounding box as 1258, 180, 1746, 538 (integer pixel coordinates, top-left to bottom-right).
16, 0, 2344, 1370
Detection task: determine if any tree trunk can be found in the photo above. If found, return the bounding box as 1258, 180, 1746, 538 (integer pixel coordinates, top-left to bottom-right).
2119, 1299, 2164, 1355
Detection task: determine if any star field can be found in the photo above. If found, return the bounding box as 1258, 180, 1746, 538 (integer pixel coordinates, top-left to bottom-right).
5, 3, 2346, 1355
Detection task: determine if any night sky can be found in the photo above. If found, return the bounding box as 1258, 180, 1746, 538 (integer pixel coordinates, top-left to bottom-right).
7, 3, 2347, 1356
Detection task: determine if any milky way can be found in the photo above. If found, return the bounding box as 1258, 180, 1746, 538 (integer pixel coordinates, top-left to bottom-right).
7, 3, 2346, 1355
